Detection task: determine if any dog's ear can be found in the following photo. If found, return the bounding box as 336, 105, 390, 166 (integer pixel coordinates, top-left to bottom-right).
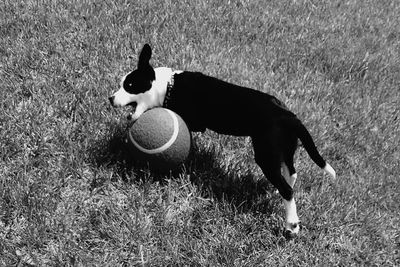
138, 44, 152, 69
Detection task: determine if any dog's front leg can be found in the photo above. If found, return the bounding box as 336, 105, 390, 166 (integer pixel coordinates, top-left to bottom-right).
128, 103, 147, 121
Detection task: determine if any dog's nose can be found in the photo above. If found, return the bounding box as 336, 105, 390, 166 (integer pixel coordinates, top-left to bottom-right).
108, 96, 115, 106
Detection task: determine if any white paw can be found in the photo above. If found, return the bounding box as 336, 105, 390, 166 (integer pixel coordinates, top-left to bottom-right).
127, 112, 134, 121
285, 221, 300, 235
283, 198, 300, 235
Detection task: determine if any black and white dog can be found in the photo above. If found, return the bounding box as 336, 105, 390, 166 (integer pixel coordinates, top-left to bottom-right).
109, 44, 336, 235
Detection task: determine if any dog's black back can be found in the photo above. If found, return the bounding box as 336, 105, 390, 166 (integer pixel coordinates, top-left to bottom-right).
166, 71, 296, 136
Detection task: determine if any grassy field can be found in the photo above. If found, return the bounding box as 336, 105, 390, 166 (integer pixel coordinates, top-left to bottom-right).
1, 0, 399, 266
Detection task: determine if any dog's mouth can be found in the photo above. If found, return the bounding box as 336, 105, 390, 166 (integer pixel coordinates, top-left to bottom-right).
126, 102, 137, 121
127, 101, 137, 108
108, 97, 137, 121
127, 101, 137, 111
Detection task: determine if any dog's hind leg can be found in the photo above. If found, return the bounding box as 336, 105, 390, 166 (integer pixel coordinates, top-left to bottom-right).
281, 145, 297, 188
281, 162, 300, 235
252, 135, 294, 199
252, 135, 300, 235
282, 131, 298, 189
281, 162, 297, 188
258, 160, 300, 235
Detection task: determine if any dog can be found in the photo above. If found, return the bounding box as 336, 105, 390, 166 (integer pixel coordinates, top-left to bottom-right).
109, 44, 336, 235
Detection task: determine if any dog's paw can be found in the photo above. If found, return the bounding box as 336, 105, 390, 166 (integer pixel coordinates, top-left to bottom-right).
127, 113, 132, 121
285, 221, 300, 236
127, 112, 134, 121
127, 112, 141, 122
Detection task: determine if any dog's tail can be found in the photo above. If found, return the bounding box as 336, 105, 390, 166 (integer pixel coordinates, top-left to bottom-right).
291, 118, 336, 179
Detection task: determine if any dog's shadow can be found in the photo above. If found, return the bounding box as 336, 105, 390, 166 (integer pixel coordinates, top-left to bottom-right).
185, 141, 280, 214
89, 123, 279, 215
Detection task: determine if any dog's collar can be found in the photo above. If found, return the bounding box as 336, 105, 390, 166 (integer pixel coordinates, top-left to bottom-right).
163, 73, 175, 108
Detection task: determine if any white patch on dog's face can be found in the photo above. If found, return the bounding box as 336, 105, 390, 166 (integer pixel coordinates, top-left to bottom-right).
111, 86, 138, 107
109, 73, 136, 107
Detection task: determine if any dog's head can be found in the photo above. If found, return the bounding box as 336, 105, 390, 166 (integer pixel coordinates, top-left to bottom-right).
109, 44, 156, 107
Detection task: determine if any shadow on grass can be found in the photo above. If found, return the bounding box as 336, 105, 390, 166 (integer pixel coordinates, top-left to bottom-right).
89, 123, 277, 215
185, 145, 278, 214
88, 122, 161, 183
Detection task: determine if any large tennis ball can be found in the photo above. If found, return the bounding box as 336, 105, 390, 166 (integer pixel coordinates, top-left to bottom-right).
128, 108, 191, 170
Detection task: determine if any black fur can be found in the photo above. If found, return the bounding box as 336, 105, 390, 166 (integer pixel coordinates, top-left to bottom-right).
123, 44, 156, 94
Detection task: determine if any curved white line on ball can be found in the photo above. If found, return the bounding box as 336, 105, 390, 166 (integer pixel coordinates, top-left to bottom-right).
131, 109, 179, 154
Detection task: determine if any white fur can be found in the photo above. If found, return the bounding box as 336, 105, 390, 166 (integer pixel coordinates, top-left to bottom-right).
324, 163, 336, 179
289, 173, 297, 188
283, 198, 300, 234
281, 163, 297, 188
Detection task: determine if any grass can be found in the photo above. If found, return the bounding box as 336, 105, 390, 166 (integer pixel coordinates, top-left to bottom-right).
1, 0, 399, 265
